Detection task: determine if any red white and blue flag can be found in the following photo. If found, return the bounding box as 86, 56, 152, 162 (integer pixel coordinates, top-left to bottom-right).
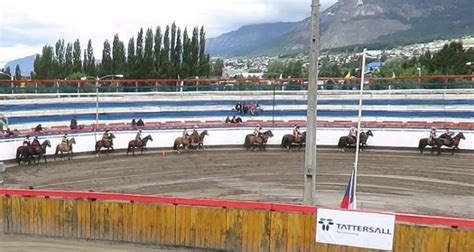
340, 167, 356, 209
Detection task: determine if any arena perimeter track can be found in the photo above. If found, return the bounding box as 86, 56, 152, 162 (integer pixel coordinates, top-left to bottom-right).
3, 147, 473, 218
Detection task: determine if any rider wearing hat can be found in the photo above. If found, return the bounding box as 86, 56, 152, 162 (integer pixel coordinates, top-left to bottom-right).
429, 127, 437, 144
254, 124, 262, 137
348, 127, 358, 143
293, 125, 301, 141
23, 135, 31, 147
183, 128, 188, 139
102, 130, 111, 145
62, 133, 68, 144
31, 136, 40, 149
135, 129, 142, 144
442, 128, 454, 143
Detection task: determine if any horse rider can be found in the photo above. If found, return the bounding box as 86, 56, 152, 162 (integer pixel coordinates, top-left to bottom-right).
62, 133, 69, 144
102, 130, 111, 145
428, 127, 437, 145
182, 128, 189, 139
348, 127, 358, 143
441, 128, 454, 143
192, 125, 199, 135
31, 136, 41, 149
293, 125, 301, 141
23, 135, 31, 147
135, 129, 143, 145
254, 124, 262, 137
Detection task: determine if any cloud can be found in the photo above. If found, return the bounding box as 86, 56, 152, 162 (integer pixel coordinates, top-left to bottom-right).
0, 0, 337, 66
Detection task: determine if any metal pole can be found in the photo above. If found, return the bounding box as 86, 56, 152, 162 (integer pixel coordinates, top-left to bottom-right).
303, 0, 320, 205
272, 84, 276, 126
95, 78, 99, 143
353, 48, 367, 210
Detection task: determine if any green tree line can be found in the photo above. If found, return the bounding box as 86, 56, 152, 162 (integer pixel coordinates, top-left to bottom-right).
32, 23, 211, 80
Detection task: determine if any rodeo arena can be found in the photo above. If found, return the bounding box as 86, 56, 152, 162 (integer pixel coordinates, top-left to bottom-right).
1, 15, 474, 252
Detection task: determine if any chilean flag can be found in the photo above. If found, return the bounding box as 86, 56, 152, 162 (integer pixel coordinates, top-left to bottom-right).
340, 167, 356, 209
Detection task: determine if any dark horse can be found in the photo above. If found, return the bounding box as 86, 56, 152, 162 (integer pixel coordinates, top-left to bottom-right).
30, 140, 51, 164
95, 133, 116, 154
337, 130, 374, 152
16, 145, 34, 165
281, 132, 306, 151
244, 130, 274, 151
188, 130, 209, 150
419, 132, 466, 155
127, 135, 153, 156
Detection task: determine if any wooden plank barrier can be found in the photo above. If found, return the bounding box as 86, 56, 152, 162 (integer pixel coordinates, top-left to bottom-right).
0, 191, 473, 251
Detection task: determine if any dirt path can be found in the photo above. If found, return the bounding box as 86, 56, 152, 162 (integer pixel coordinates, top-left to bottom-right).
3, 148, 473, 218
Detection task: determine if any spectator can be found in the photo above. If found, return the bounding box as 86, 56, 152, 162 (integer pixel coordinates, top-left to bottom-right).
137, 118, 145, 127
34, 124, 43, 132
235, 116, 243, 123
235, 102, 242, 114
225, 116, 231, 124
255, 102, 262, 115
70, 116, 78, 130
243, 103, 249, 115
131, 118, 137, 128
5, 128, 14, 137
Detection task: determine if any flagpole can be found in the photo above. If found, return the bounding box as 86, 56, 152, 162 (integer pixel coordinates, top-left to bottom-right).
353, 48, 367, 210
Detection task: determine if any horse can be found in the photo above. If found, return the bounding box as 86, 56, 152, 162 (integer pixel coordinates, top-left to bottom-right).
188, 130, 209, 150
95, 133, 116, 154
281, 131, 306, 151
244, 130, 274, 151
30, 140, 51, 164
54, 138, 76, 160
16, 146, 34, 165
337, 130, 374, 152
173, 135, 191, 153
419, 132, 466, 155
127, 135, 153, 156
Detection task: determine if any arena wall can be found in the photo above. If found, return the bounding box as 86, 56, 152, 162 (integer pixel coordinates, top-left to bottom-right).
0, 189, 472, 251
1, 127, 473, 161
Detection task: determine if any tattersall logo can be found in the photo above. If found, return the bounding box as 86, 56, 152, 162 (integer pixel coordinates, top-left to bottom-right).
318, 218, 334, 231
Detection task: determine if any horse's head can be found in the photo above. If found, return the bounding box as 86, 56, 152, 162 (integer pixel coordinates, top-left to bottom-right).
69, 138, 76, 145
456, 132, 465, 140
42, 139, 51, 148
144, 135, 153, 142
263, 130, 273, 137
199, 130, 209, 140
366, 130, 374, 137
110, 133, 116, 139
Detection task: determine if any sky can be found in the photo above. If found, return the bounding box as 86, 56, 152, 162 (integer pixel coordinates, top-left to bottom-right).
0, 0, 337, 67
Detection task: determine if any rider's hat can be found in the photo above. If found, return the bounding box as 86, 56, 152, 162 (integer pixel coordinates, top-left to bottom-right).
139, 129, 142, 132
26, 135, 30, 138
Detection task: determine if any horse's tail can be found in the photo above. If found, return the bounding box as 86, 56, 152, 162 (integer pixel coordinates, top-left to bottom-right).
337, 137, 346, 149
127, 142, 132, 154
281, 136, 287, 148
95, 141, 99, 153
173, 140, 178, 150
244, 135, 250, 148
418, 139, 424, 150
16, 148, 22, 164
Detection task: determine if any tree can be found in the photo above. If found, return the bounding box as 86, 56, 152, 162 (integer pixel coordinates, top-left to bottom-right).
101, 39, 113, 76
180, 28, 191, 78
135, 28, 144, 77
34, 46, 54, 79
14, 64, 21, 80
54, 39, 65, 78
143, 28, 155, 78
4, 66, 12, 79
190, 27, 199, 77
127, 37, 136, 78
198, 26, 210, 76
64, 42, 73, 77
173, 27, 182, 78
169, 23, 177, 78
160, 25, 171, 78
211, 58, 224, 77
83, 39, 96, 76
153, 27, 162, 77
112, 34, 126, 76
72, 39, 82, 73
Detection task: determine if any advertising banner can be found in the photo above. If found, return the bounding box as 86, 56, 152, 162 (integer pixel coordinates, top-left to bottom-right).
316, 208, 395, 250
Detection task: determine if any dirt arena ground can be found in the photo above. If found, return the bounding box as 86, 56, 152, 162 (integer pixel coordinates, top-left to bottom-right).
3, 147, 473, 219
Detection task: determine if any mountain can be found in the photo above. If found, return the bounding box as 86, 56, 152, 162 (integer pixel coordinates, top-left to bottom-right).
207, 0, 474, 57
5, 55, 36, 77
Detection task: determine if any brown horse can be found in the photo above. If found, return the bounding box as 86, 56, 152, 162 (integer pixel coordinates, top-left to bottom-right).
30, 140, 51, 164
281, 131, 306, 151
127, 135, 153, 156
95, 133, 116, 154
338, 130, 373, 152
420, 132, 466, 155
54, 138, 76, 160
244, 130, 274, 151
188, 130, 209, 150
173, 135, 191, 153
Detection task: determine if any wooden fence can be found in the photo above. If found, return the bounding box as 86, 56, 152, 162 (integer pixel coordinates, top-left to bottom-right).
0, 189, 473, 251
